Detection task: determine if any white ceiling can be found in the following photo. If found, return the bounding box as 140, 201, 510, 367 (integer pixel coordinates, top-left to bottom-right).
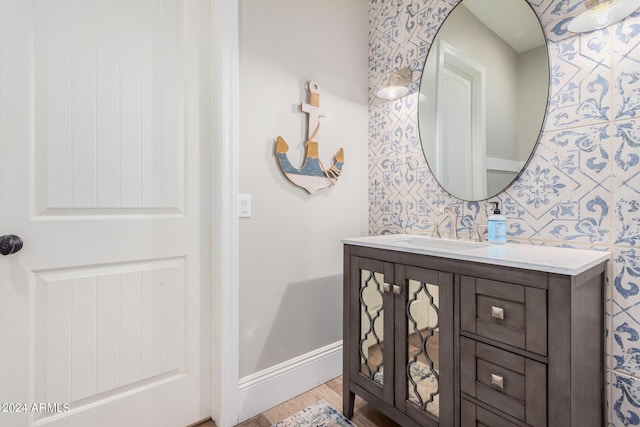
463, 0, 546, 53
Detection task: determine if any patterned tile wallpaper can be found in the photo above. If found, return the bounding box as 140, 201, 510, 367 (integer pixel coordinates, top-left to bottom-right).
368, 0, 640, 424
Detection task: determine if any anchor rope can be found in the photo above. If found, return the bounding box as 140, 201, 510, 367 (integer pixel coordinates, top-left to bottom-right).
309, 92, 320, 107
305, 110, 342, 186
307, 122, 342, 185
306, 122, 336, 185
307, 121, 321, 143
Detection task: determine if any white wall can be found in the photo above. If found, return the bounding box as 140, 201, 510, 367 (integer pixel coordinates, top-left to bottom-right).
487, 170, 517, 196
238, 0, 368, 380
518, 45, 547, 161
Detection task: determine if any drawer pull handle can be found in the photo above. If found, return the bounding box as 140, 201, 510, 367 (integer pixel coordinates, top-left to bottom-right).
491, 306, 505, 320
491, 374, 504, 390
382, 283, 401, 294
382, 283, 402, 295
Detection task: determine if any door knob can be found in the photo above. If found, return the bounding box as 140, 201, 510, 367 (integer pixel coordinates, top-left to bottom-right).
0, 234, 23, 256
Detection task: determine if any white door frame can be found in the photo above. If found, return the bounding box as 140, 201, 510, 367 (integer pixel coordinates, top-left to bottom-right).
211, 1, 240, 426
435, 39, 487, 199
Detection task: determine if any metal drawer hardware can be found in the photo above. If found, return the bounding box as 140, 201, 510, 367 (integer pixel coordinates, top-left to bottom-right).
491, 374, 504, 390
382, 283, 402, 294
491, 306, 505, 320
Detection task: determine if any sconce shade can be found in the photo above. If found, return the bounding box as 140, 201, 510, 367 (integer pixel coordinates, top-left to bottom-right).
376, 67, 412, 100
568, 0, 640, 33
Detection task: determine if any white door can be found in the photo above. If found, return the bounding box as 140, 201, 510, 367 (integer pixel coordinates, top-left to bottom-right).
0, 1, 211, 426
436, 40, 486, 200
440, 68, 473, 198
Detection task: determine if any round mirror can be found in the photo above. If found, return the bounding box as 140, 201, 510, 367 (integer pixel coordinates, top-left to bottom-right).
418, 0, 549, 201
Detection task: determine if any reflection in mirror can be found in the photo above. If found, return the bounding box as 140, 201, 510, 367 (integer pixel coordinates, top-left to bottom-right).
407, 279, 440, 417
418, 0, 548, 201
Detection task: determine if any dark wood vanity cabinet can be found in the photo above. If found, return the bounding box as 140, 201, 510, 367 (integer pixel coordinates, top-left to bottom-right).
343, 243, 607, 427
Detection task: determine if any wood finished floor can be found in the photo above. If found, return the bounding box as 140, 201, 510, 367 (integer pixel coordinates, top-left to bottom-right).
195, 375, 399, 427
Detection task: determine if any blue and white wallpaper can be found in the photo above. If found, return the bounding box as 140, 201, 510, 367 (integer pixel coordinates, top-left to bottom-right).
368, 0, 640, 424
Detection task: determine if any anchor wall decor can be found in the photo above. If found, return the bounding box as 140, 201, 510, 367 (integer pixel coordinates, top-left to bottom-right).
275, 81, 344, 194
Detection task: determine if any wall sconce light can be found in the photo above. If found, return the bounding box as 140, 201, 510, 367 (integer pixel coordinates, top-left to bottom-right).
376, 67, 412, 100
568, 0, 640, 33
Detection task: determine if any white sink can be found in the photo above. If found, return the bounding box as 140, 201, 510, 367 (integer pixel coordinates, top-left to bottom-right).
386, 236, 490, 251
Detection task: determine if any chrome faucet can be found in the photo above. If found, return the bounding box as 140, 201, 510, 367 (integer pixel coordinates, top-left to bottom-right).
441, 207, 458, 239
430, 220, 441, 238
470, 223, 487, 242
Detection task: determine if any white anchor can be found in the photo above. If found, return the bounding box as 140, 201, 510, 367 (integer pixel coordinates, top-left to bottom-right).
275, 81, 344, 194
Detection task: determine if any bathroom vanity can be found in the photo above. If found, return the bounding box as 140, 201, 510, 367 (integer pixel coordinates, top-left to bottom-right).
342, 235, 609, 427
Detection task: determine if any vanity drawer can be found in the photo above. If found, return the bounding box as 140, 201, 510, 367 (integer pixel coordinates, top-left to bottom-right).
461, 337, 547, 426
460, 276, 547, 355
461, 398, 520, 427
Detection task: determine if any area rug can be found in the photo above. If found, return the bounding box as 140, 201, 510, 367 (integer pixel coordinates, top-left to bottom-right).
271, 400, 356, 427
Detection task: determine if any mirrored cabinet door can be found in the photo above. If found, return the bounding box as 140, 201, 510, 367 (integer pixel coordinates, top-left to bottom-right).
395, 265, 454, 426
348, 257, 453, 426
350, 257, 395, 405
359, 269, 385, 381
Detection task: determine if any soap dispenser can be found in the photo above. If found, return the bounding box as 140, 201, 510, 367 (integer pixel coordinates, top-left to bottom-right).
487, 201, 506, 244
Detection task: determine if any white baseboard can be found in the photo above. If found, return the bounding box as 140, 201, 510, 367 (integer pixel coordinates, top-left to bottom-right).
237, 341, 343, 422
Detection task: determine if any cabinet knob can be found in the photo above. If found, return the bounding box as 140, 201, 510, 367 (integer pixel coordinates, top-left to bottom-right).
491, 306, 504, 320
383, 283, 391, 293
491, 374, 504, 390
392, 285, 401, 295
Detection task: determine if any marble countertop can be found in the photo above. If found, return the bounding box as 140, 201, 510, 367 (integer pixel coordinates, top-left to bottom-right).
342, 234, 610, 275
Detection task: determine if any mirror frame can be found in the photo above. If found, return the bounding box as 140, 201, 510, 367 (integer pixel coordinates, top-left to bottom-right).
417, 0, 551, 202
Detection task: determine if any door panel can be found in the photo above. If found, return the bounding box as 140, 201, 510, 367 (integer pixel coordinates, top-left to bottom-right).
34, 0, 182, 213
0, 0, 210, 426
441, 69, 472, 196
33, 259, 186, 407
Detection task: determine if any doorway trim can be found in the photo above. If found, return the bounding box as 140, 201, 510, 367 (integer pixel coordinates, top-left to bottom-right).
211, 0, 240, 426
435, 39, 487, 199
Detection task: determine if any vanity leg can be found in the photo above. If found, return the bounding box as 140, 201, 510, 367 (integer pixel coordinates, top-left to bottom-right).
343, 390, 355, 418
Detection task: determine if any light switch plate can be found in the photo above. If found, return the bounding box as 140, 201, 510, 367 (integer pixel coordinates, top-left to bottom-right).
238, 194, 252, 218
